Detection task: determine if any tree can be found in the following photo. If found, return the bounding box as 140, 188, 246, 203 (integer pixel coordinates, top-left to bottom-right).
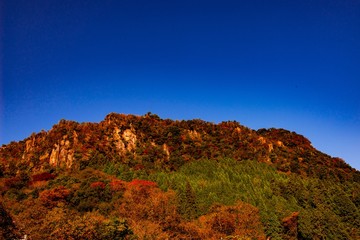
179, 181, 198, 220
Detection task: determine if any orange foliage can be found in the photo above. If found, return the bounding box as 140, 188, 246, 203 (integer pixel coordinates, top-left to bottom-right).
39, 186, 70, 208
4, 177, 22, 189
114, 182, 266, 239
116, 182, 180, 238
8, 199, 49, 239
29, 180, 48, 189
109, 180, 126, 192
128, 179, 157, 188
129, 220, 171, 239
32, 172, 56, 182
90, 181, 106, 189
178, 202, 266, 239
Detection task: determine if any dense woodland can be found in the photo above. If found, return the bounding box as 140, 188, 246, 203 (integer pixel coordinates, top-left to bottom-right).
0, 113, 359, 239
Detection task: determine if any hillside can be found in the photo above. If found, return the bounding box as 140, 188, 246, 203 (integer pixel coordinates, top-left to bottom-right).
0, 113, 359, 239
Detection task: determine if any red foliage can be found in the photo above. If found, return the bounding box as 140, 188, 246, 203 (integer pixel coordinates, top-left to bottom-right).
90, 181, 106, 189
4, 177, 23, 189
32, 172, 56, 182
109, 180, 125, 192
129, 179, 157, 188
39, 186, 70, 208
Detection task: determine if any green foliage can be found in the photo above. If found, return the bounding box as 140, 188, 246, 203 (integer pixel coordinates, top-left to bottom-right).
178, 181, 198, 220
149, 158, 360, 239
5, 188, 27, 201
47, 174, 80, 189
69, 182, 112, 212
99, 217, 133, 239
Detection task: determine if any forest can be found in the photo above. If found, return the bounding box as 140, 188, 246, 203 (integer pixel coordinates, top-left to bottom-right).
1, 113, 359, 239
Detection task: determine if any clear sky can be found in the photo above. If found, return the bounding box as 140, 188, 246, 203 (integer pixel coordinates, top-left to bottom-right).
1, 0, 360, 170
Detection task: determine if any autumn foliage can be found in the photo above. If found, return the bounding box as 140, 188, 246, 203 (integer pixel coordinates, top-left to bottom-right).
0, 113, 359, 239
109, 180, 126, 192
179, 202, 266, 239
32, 172, 56, 182
39, 186, 71, 208
128, 179, 157, 188
90, 181, 106, 189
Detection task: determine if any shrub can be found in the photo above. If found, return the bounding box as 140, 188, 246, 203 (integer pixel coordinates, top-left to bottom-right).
90, 181, 106, 189
129, 179, 157, 188
109, 180, 126, 192
32, 172, 56, 182
39, 186, 70, 208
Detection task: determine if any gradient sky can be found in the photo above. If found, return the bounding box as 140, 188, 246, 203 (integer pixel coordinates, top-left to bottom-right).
1, 0, 360, 170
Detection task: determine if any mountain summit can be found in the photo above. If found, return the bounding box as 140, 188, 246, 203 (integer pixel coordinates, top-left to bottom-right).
1, 112, 358, 181
0, 113, 359, 239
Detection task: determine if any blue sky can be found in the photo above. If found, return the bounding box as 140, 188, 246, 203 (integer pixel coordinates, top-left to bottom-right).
1, 0, 360, 170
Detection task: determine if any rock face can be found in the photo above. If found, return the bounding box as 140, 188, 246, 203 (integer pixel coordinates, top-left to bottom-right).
122, 129, 137, 151
113, 127, 126, 153
49, 137, 74, 168
112, 127, 138, 156
163, 144, 170, 160
187, 130, 201, 141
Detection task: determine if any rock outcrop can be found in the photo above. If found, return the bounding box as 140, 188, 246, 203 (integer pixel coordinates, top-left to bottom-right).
49, 136, 74, 168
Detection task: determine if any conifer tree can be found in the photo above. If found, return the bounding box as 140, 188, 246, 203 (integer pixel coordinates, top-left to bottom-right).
180, 181, 198, 220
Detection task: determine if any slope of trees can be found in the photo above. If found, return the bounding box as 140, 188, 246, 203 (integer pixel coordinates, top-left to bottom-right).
0, 158, 358, 239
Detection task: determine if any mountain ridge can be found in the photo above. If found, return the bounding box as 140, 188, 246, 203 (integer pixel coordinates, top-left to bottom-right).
1, 112, 358, 182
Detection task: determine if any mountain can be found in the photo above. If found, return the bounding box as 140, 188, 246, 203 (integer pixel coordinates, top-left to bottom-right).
0, 113, 359, 239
